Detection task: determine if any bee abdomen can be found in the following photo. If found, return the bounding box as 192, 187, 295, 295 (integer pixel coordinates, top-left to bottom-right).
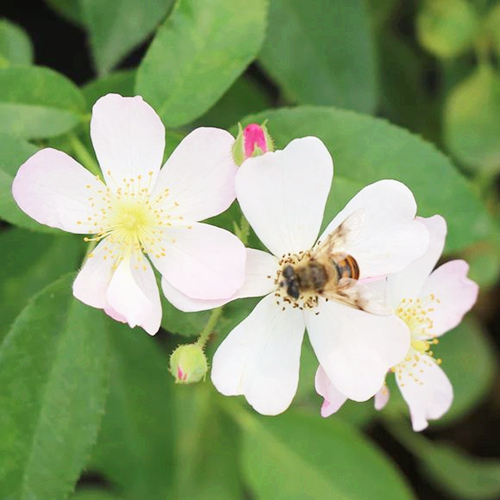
333, 255, 360, 280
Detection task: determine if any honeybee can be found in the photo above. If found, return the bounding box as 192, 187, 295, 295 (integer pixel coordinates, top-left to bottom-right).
279, 210, 390, 315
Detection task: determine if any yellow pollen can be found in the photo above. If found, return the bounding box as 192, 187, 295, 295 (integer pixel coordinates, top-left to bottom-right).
393, 292, 443, 385
80, 172, 184, 264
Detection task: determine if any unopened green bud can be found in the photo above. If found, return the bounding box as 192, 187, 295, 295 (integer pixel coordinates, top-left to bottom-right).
232, 122, 275, 166
169, 343, 208, 384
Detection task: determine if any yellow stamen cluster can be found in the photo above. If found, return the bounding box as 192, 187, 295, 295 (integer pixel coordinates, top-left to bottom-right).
77, 171, 184, 269
395, 293, 442, 386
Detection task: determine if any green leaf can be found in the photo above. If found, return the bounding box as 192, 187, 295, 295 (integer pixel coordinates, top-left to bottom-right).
376, 31, 439, 139
173, 385, 244, 499
90, 324, 175, 500
437, 317, 496, 425
0, 66, 86, 139
233, 409, 414, 500
0, 134, 56, 232
444, 64, 500, 173
416, 0, 479, 59
487, 3, 500, 58
81, 0, 174, 75
390, 421, 500, 500
82, 70, 136, 111
0, 19, 33, 67
0, 273, 110, 500
44, 0, 84, 26
136, 0, 268, 127
259, 0, 377, 113
0, 229, 83, 341
196, 76, 271, 129
238, 107, 495, 253
161, 296, 211, 337
70, 490, 121, 500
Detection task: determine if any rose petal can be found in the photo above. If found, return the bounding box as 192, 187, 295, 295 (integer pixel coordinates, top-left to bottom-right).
387, 215, 447, 305
321, 180, 429, 279
73, 240, 117, 309
107, 255, 162, 336
305, 298, 410, 401
150, 222, 246, 300
12, 148, 105, 233
420, 260, 479, 338
236, 137, 333, 257
161, 248, 278, 312
152, 128, 237, 221
315, 365, 347, 417
211, 294, 305, 415
90, 94, 165, 188
374, 384, 390, 410
396, 350, 453, 431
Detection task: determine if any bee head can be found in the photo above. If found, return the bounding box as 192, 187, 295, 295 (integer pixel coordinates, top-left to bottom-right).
280, 265, 300, 299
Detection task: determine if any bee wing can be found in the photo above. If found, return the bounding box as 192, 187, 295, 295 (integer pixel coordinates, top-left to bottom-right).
313, 208, 366, 258
323, 278, 392, 315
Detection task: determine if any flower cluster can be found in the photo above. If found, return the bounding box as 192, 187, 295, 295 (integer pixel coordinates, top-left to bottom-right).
12, 94, 478, 430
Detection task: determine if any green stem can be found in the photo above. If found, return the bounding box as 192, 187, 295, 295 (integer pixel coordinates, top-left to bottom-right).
68, 133, 100, 176
196, 307, 223, 347
234, 214, 250, 246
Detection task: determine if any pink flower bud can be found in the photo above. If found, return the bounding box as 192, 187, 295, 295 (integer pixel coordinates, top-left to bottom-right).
232, 122, 274, 165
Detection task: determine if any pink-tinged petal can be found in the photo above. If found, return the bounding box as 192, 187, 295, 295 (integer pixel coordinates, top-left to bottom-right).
73, 240, 117, 309
321, 180, 429, 279
90, 94, 165, 187
211, 294, 305, 415
104, 306, 127, 324
396, 350, 453, 431
374, 384, 390, 410
161, 248, 278, 312
153, 128, 237, 221
12, 148, 105, 233
150, 222, 246, 300
106, 256, 161, 336
305, 299, 410, 401
387, 215, 447, 305
236, 137, 333, 257
420, 260, 479, 338
315, 365, 347, 417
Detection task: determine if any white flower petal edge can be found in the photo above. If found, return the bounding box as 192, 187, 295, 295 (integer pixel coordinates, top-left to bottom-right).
73, 240, 117, 309
150, 222, 246, 301
396, 351, 453, 432
161, 248, 278, 312
107, 256, 162, 335
374, 384, 390, 410
419, 260, 479, 337
387, 215, 447, 306
321, 180, 430, 279
91, 93, 165, 188
211, 294, 305, 415
12, 148, 106, 233
305, 299, 410, 401
153, 128, 237, 222
236, 137, 333, 257
315, 365, 347, 417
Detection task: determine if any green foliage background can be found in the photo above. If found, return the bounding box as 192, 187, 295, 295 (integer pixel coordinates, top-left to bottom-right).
1, 0, 500, 499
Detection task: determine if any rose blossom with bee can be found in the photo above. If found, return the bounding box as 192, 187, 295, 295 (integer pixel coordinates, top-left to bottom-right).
164, 136, 430, 415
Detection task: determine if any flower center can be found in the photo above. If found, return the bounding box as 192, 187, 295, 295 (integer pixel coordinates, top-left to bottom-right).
394, 293, 442, 383
78, 171, 183, 266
